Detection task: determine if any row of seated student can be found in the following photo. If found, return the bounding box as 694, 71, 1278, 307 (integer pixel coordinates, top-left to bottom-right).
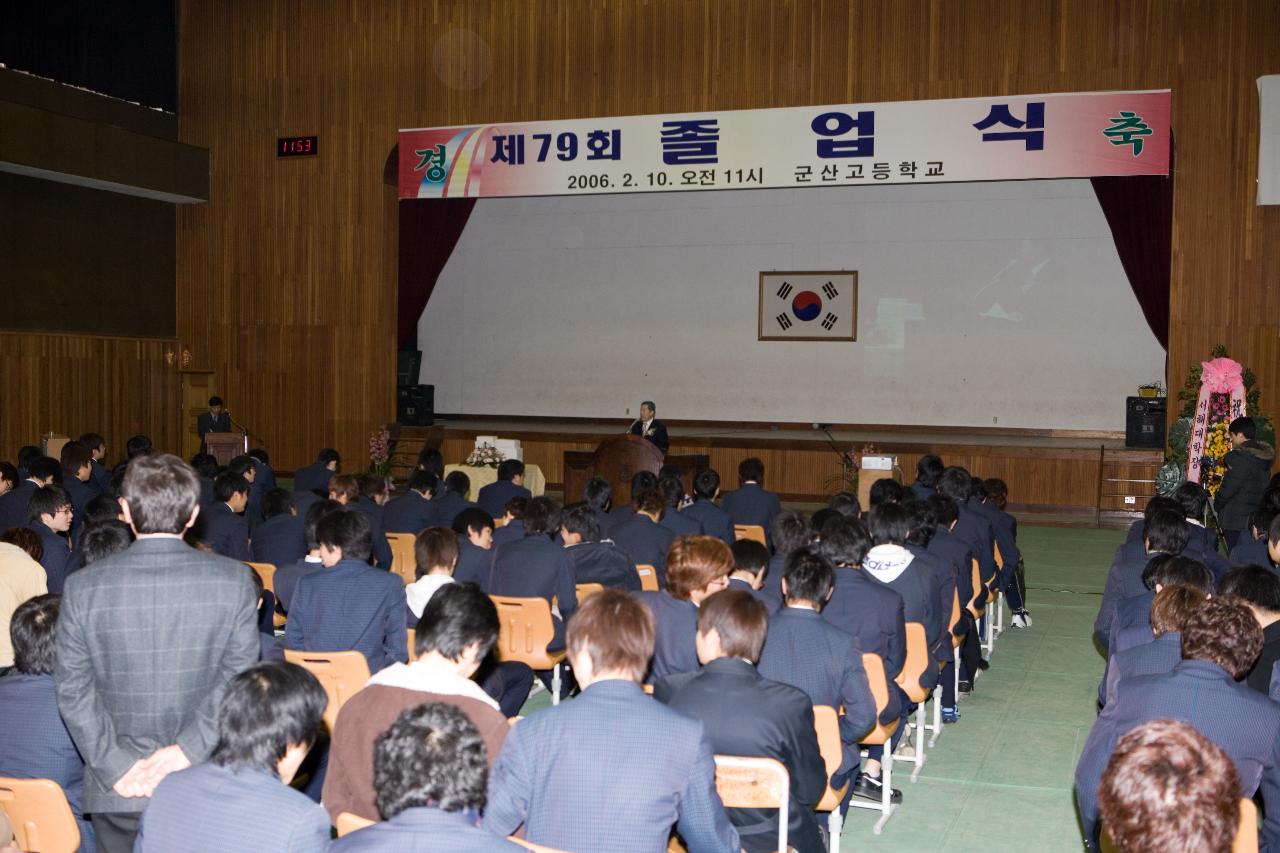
0, 439, 1036, 851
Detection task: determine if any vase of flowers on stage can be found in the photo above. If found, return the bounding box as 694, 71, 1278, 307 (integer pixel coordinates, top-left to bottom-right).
368, 426, 395, 492
466, 445, 505, 469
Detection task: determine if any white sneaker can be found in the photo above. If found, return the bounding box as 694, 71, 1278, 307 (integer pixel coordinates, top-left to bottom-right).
1011, 610, 1032, 628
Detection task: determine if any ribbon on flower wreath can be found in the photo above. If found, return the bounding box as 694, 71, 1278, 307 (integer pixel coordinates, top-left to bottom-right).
1185, 357, 1247, 484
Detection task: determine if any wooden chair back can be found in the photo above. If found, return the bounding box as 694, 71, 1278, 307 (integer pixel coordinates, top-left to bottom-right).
733, 524, 767, 545
894, 621, 932, 703
0, 777, 81, 853
282, 649, 371, 731
860, 652, 900, 746
713, 755, 790, 853
636, 564, 659, 592
385, 532, 418, 584
575, 582, 605, 603
489, 595, 567, 670
813, 705, 848, 812
335, 811, 375, 836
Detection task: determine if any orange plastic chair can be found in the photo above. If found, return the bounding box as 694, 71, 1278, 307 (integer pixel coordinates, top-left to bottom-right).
575, 583, 604, 603
335, 811, 375, 836
0, 777, 81, 853
385, 532, 417, 585
247, 561, 286, 627
848, 652, 901, 834
813, 705, 850, 853
636, 564, 659, 592
406, 627, 417, 662
283, 649, 371, 731
490, 595, 568, 705
713, 756, 790, 853
893, 622, 931, 782
966, 558, 985, 620
733, 524, 766, 545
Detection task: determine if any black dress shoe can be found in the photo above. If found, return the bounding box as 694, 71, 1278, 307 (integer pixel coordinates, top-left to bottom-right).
977, 658, 990, 671
851, 773, 903, 804
958, 679, 973, 695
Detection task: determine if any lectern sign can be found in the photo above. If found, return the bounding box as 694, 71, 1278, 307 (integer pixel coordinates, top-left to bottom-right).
758, 272, 857, 342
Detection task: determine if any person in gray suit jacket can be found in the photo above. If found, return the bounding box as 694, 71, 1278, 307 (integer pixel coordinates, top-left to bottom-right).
331, 702, 522, 852
485, 589, 739, 853
55, 453, 259, 853
136, 661, 331, 852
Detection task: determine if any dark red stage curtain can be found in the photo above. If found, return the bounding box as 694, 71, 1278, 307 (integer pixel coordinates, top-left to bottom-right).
1090, 139, 1175, 350
397, 196, 476, 349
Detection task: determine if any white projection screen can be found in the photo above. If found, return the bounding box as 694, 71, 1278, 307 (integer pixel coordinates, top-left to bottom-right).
417, 179, 1165, 431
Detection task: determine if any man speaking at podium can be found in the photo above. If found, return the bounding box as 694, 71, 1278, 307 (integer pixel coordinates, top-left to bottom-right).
628, 400, 669, 454
197, 396, 232, 453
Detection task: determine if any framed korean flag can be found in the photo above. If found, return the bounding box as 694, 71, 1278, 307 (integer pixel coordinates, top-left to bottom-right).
758, 271, 858, 342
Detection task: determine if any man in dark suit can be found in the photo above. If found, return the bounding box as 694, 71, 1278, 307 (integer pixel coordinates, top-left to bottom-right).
720, 457, 781, 541
59, 442, 97, 540
0, 456, 58, 535
488, 496, 577, 650
55, 453, 259, 853
328, 473, 393, 569
135, 662, 330, 852
384, 470, 439, 534
657, 588, 826, 853
293, 448, 341, 496
251, 488, 307, 568
201, 472, 252, 562
284, 510, 408, 674
0, 595, 95, 851
628, 400, 669, 453
757, 548, 878, 788
477, 459, 532, 520
194, 396, 232, 453
485, 589, 739, 852
561, 502, 640, 591
79, 432, 113, 494
658, 475, 702, 537
637, 535, 732, 683
274, 499, 342, 614
1075, 597, 1280, 851
26, 485, 79, 595
610, 489, 676, 586
1095, 509, 1190, 652
451, 508, 496, 588
332, 703, 522, 852
683, 469, 735, 546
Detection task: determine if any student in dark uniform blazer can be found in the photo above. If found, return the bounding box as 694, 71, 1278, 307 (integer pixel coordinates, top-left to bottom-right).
79, 432, 112, 494
26, 486, 80, 594
863, 503, 943, 691
683, 469, 735, 546
609, 489, 676, 587
327, 474, 393, 570
0, 457, 57, 535
202, 473, 253, 563
477, 459, 533, 520
720, 458, 782, 541
1103, 585, 1203, 706
273, 499, 342, 614
561, 503, 640, 591
292, 449, 341, 496
937, 466, 997, 598
910, 454, 944, 501
637, 535, 732, 683
656, 588, 826, 853
431, 471, 482, 530
1219, 565, 1280, 694
60, 442, 97, 541
1095, 510, 1189, 652
384, 471, 439, 534
628, 400, 669, 453
657, 476, 703, 537
451, 508, 496, 589
582, 476, 617, 538
758, 511, 814, 611
1229, 509, 1274, 567
251, 488, 307, 568
487, 498, 577, 649
1075, 598, 1280, 851
608, 471, 659, 526
728, 539, 775, 610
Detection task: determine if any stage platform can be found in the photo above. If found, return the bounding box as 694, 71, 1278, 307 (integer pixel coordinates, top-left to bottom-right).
390, 416, 1165, 527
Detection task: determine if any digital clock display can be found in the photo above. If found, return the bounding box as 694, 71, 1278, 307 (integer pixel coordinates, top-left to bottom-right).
277, 136, 318, 157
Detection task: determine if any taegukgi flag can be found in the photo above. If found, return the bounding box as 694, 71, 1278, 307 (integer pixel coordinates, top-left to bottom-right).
758, 271, 857, 341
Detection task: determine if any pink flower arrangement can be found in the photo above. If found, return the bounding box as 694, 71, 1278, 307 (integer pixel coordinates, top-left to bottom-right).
369, 427, 392, 477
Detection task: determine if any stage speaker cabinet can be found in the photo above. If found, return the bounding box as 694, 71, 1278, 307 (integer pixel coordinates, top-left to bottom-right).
397, 384, 434, 426
1125, 396, 1166, 449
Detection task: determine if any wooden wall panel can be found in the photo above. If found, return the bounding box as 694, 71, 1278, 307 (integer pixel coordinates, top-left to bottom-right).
0, 331, 180, 464
176, 1, 1280, 473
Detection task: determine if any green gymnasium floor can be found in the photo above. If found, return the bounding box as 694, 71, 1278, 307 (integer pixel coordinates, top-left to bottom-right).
517, 524, 1125, 852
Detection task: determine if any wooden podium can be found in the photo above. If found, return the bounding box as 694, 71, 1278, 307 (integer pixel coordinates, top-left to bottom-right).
205, 432, 248, 467
563, 435, 709, 508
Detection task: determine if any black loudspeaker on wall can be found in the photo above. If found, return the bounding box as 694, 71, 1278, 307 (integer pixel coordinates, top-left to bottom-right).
1125, 396, 1167, 449
397, 384, 434, 426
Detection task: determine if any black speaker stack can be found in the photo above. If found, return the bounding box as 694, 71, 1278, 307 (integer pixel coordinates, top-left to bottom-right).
1125, 396, 1166, 449
397, 384, 434, 426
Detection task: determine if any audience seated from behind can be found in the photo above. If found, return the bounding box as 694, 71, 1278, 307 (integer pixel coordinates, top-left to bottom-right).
416, 448, 445, 479
759, 510, 814, 611
1229, 505, 1277, 566
1075, 596, 1280, 850
1219, 564, 1280, 694
637, 535, 732, 682
757, 547, 878, 792
902, 499, 962, 705
560, 502, 640, 591
1172, 484, 1231, 580
923, 492, 979, 696
487, 496, 577, 652
0, 455, 59, 534
189, 453, 219, 508
485, 589, 740, 852
293, 448, 341, 497
0, 595, 95, 852
323, 584, 515, 822
1097, 719, 1241, 853
720, 457, 781, 540
827, 491, 861, 520
247, 449, 277, 493
609, 488, 676, 587
250, 487, 306, 568
682, 469, 735, 546
383, 470, 439, 534
330, 703, 523, 852
451, 508, 496, 588
477, 459, 532, 520
727, 538, 772, 607
225, 454, 265, 527
608, 471, 658, 525
60, 442, 97, 540
490, 496, 527, 550
26, 485, 79, 594
431, 470, 480, 531
937, 466, 998, 605
284, 510, 408, 674
0, 529, 48, 676
80, 433, 112, 493
1103, 584, 1205, 706
135, 662, 330, 853
656, 588, 826, 853
329, 474, 394, 570
1216, 416, 1276, 552
201, 472, 252, 562
658, 475, 702, 536
1095, 508, 1190, 652
976, 477, 1030, 624
581, 476, 617, 537
1108, 555, 1214, 656
910, 454, 944, 501
274, 498, 342, 614
406, 527, 459, 621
